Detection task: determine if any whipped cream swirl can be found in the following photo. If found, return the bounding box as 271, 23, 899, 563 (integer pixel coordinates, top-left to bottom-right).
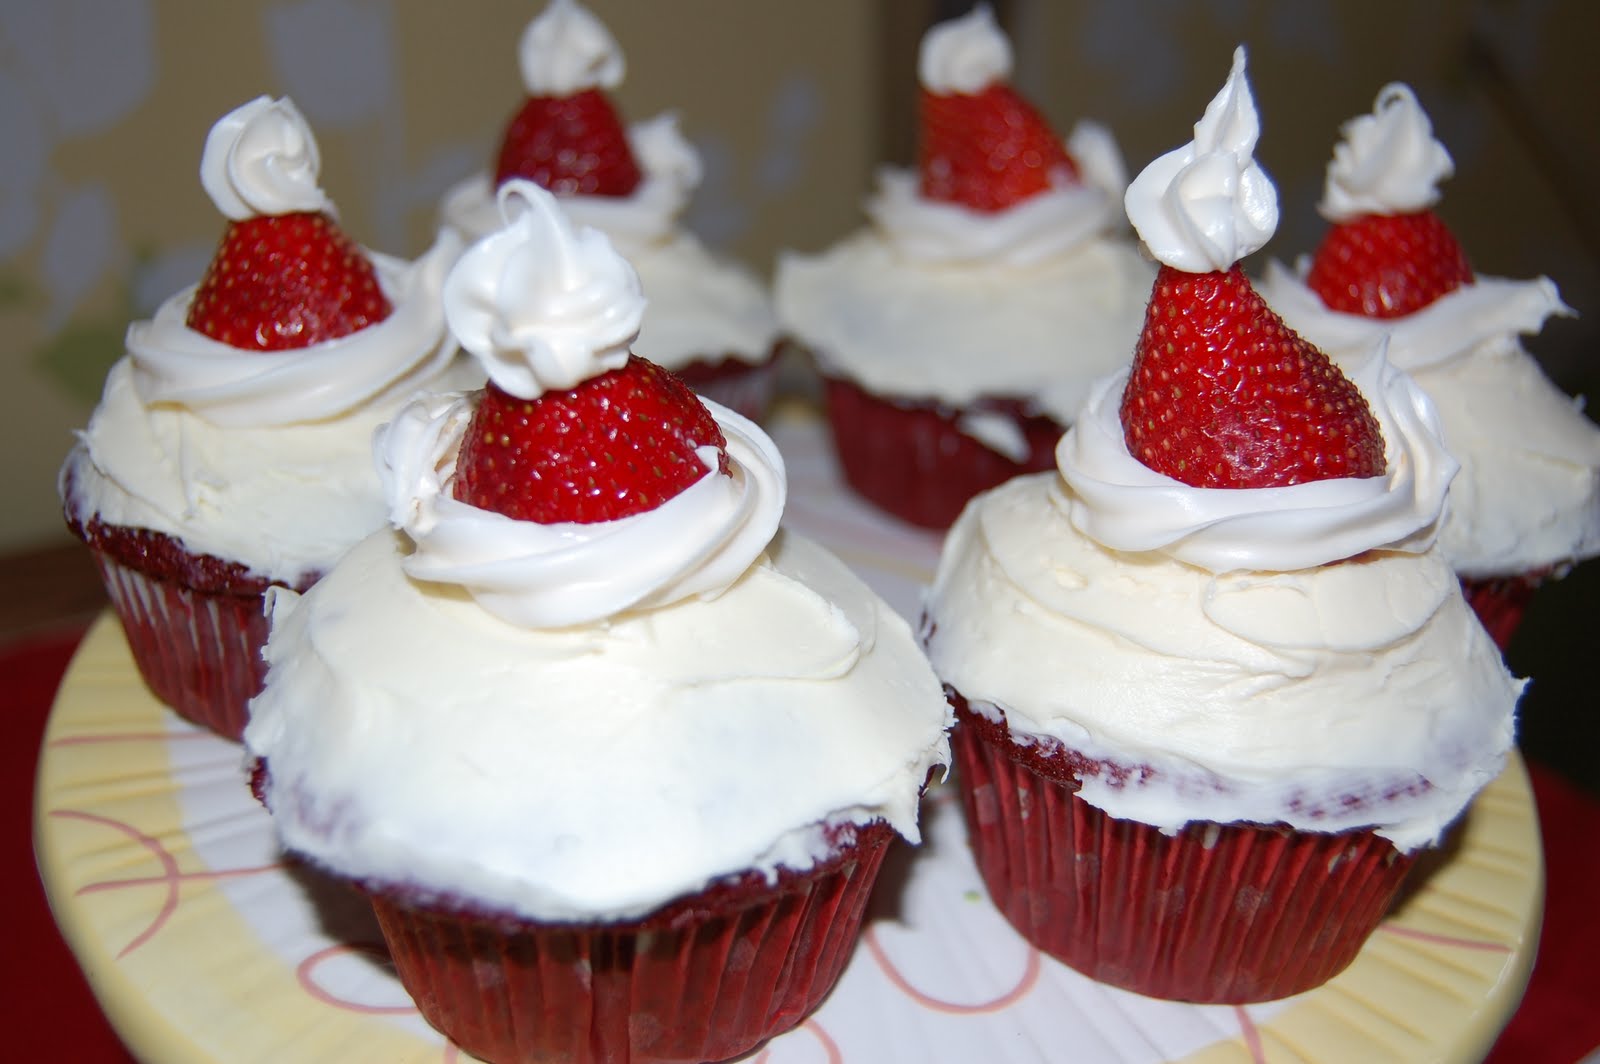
519, 0, 623, 95
867, 121, 1128, 266
199, 96, 333, 221
1320, 83, 1454, 222
1125, 47, 1277, 272
1058, 348, 1458, 571
443, 180, 644, 396
920, 3, 1008, 94
378, 392, 784, 628
126, 236, 461, 428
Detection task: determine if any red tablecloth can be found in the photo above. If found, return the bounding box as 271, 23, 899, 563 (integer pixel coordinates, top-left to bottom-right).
9, 626, 1597, 1063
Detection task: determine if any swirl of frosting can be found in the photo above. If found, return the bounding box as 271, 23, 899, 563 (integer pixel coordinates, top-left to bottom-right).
199, 96, 333, 221
443, 180, 645, 397
867, 120, 1128, 265
1124, 47, 1277, 272
920, 4, 1009, 94
1262, 260, 1572, 373
519, 0, 623, 96
1057, 348, 1458, 571
126, 234, 461, 428
1320, 83, 1454, 223
376, 392, 786, 628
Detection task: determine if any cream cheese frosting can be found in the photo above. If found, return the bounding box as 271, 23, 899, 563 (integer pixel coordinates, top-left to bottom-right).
923, 470, 1519, 853
437, 0, 776, 372
924, 49, 1519, 854
63, 96, 474, 584
1259, 81, 1600, 578
773, 6, 1151, 439
245, 525, 951, 922
245, 179, 951, 922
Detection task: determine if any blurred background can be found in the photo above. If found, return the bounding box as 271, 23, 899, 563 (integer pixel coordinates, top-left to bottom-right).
1, 0, 1596, 787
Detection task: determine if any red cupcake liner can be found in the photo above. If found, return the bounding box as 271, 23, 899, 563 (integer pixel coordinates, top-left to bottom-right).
949, 696, 1415, 1003
66, 505, 311, 741
673, 350, 779, 423
365, 820, 896, 1064
823, 377, 1062, 530
1459, 569, 1550, 651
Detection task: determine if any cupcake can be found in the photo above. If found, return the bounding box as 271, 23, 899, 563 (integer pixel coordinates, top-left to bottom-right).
922, 50, 1521, 1004
244, 182, 952, 1063
1260, 83, 1600, 648
59, 96, 471, 741
773, 4, 1153, 529
439, 0, 780, 420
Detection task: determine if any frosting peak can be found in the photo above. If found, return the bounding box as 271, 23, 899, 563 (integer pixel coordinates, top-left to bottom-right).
519, 0, 624, 96
199, 96, 333, 222
1320, 83, 1454, 222
1124, 47, 1277, 272
920, 4, 1010, 95
442, 180, 645, 398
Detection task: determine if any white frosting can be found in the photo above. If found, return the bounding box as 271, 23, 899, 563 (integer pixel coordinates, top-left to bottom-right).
376, 391, 785, 628
920, 4, 1009, 95
244, 525, 953, 922
127, 236, 460, 428
865, 120, 1128, 267
518, 0, 623, 96
1262, 261, 1600, 576
774, 230, 1154, 427
1319, 83, 1454, 223
199, 96, 333, 222
924, 471, 1520, 852
63, 347, 484, 585
1124, 47, 1277, 272
443, 180, 643, 397
1058, 349, 1458, 572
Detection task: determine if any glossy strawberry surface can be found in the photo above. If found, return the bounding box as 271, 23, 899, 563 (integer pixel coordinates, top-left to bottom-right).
186, 212, 391, 351
1306, 209, 1473, 319
1121, 265, 1386, 488
452, 356, 729, 524
918, 84, 1079, 212
494, 87, 642, 198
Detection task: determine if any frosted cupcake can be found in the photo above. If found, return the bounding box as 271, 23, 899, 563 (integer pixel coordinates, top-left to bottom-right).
439, 0, 780, 419
245, 182, 951, 1063
59, 96, 471, 740
1260, 84, 1600, 647
923, 51, 1521, 1003
774, 4, 1153, 529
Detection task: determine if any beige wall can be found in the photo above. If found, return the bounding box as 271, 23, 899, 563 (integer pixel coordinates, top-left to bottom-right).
3, 1, 1595, 554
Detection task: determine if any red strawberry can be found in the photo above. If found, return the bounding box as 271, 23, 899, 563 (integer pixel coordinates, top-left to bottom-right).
1120, 265, 1386, 489
452, 355, 729, 524
1305, 209, 1472, 319
186, 211, 392, 351
919, 83, 1080, 212
494, 87, 642, 198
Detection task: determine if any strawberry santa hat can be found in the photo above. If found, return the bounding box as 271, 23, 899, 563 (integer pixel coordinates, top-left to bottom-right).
128, 95, 459, 429
188, 96, 392, 350
494, 0, 642, 197
1117, 47, 1386, 491
1302, 84, 1474, 319
916, 3, 1080, 211
378, 180, 784, 627
865, 3, 1133, 264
